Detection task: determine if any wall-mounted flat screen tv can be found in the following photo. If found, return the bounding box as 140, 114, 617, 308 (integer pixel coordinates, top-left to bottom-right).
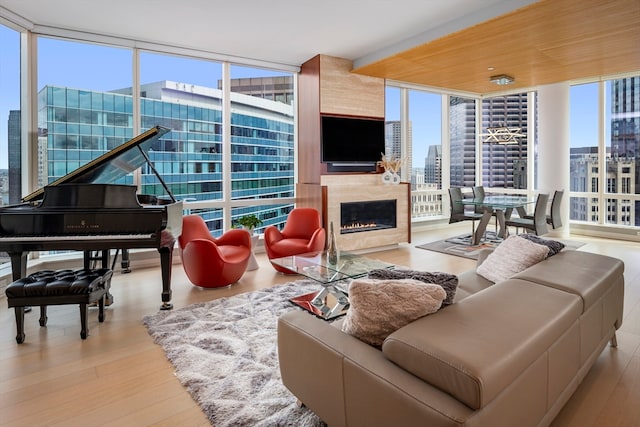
321, 115, 385, 166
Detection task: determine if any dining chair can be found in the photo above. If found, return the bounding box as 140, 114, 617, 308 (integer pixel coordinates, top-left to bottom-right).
448, 187, 483, 235
520, 189, 564, 229
471, 185, 485, 214
505, 193, 549, 236
547, 190, 564, 229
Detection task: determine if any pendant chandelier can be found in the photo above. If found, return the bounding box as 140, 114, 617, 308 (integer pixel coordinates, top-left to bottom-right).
481, 124, 526, 144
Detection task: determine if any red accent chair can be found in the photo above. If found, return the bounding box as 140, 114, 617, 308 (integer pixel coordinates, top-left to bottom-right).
178, 215, 252, 288
264, 208, 326, 273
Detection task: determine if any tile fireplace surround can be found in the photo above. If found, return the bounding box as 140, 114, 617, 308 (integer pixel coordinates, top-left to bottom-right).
321, 174, 410, 251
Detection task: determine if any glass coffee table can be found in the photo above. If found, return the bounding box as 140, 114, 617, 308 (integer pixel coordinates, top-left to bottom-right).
271, 251, 394, 320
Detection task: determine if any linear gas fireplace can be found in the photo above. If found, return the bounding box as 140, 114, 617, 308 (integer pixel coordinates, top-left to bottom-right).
320, 174, 410, 251
340, 199, 397, 234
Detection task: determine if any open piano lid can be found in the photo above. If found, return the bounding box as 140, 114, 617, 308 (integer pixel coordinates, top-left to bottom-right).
23, 126, 171, 203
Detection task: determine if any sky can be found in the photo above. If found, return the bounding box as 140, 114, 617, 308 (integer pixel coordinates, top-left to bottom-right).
0, 24, 611, 170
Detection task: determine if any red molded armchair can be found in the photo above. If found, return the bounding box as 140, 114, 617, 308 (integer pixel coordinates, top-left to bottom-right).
264, 208, 326, 273
178, 215, 252, 288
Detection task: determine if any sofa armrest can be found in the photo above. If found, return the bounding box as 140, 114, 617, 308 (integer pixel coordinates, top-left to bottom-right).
278, 311, 350, 426
277, 310, 473, 427
476, 248, 493, 267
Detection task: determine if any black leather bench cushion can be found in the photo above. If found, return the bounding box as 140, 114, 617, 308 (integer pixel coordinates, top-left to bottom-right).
6, 268, 113, 299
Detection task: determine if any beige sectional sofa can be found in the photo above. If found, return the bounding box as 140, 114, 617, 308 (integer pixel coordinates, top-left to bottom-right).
277, 249, 624, 427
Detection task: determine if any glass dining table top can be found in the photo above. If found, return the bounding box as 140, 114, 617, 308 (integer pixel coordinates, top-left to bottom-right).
459, 195, 536, 209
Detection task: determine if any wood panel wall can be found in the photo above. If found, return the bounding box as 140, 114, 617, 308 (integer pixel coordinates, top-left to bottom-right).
296, 54, 385, 215
319, 56, 385, 117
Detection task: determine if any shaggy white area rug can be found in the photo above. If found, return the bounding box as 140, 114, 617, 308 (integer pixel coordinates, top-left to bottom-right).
143, 280, 327, 427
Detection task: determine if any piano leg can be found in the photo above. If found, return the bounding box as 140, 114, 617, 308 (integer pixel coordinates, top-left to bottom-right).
121, 249, 131, 273
110, 249, 131, 273
8, 251, 28, 281
158, 246, 174, 310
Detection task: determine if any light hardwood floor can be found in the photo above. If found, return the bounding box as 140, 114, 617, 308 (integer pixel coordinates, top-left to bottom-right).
1, 226, 639, 427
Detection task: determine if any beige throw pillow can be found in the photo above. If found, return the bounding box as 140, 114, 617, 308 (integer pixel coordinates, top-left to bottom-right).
341, 278, 446, 347
476, 235, 550, 283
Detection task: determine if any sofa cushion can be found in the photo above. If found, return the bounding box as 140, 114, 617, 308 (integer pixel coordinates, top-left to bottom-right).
476, 235, 549, 282
382, 280, 582, 410
518, 234, 565, 257
455, 269, 494, 302
512, 250, 624, 313
341, 278, 446, 347
368, 269, 458, 307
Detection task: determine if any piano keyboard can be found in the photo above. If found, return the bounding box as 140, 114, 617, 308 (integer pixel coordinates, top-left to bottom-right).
0, 234, 154, 242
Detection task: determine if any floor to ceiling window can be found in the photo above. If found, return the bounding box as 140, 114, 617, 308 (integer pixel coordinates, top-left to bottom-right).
449, 96, 476, 188
229, 65, 295, 234
570, 76, 640, 227
607, 76, 639, 226
387, 82, 536, 223
0, 22, 20, 269
38, 37, 133, 187
386, 85, 445, 220
481, 93, 531, 189
30, 37, 297, 240
139, 52, 224, 230
569, 82, 600, 222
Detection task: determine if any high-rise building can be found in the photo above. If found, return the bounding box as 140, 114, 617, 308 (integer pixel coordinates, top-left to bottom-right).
385, 120, 412, 176
222, 76, 294, 106
385, 121, 401, 159
424, 144, 442, 189
410, 168, 441, 218
609, 77, 640, 225
610, 77, 640, 160
481, 93, 530, 189
7, 110, 21, 204
449, 96, 476, 187
569, 77, 640, 226
568, 146, 635, 225
37, 80, 295, 234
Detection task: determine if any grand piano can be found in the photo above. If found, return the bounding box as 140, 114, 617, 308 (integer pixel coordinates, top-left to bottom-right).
0, 125, 182, 310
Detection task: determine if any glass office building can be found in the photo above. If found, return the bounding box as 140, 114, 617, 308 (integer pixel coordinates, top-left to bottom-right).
36, 80, 295, 234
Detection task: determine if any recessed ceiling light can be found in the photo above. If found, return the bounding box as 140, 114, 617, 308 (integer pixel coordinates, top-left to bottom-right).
489, 74, 515, 85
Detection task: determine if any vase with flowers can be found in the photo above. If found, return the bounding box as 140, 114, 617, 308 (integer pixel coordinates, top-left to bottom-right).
376, 153, 404, 185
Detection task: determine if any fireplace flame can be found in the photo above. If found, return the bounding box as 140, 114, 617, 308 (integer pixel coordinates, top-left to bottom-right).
342, 222, 378, 231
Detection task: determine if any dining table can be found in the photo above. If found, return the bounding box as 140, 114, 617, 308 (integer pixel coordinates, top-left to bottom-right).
458, 195, 536, 245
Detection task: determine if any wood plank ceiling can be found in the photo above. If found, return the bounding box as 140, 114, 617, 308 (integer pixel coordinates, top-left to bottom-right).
353, 0, 640, 95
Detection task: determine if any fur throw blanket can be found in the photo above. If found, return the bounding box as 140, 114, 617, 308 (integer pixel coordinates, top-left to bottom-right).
368, 268, 458, 306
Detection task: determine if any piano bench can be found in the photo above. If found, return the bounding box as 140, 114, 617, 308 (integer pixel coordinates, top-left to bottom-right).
5, 268, 113, 344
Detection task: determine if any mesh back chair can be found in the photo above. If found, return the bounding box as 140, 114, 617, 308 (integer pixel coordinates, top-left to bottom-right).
506, 193, 550, 236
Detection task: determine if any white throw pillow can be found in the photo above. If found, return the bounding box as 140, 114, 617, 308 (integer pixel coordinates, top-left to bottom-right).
341, 278, 446, 347
476, 235, 550, 283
